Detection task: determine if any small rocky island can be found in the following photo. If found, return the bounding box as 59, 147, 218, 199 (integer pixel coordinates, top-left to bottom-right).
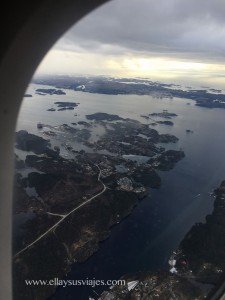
13, 113, 185, 300
47, 101, 79, 111
35, 88, 66, 95
86, 112, 125, 121
55, 101, 79, 111
149, 111, 178, 119
157, 120, 174, 126
141, 110, 177, 126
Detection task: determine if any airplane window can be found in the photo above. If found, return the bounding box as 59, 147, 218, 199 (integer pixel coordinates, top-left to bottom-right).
13, 0, 225, 299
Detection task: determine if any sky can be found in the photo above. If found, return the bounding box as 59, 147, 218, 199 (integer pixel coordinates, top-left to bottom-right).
36, 0, 225, 86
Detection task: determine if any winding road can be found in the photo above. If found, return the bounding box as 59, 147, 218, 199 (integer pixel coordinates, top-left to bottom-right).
14, 165, 106, 258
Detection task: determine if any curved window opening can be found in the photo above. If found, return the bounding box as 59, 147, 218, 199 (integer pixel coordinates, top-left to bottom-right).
13, 1, 225, 299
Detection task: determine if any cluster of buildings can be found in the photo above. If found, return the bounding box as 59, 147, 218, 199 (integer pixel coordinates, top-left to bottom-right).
117, 177, 133, 191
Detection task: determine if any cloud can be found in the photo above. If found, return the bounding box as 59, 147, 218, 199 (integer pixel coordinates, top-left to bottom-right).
53, 0, 225, 64
37, 0, 225, 87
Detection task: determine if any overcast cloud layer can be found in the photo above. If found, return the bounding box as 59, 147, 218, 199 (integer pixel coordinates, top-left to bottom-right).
55, 0, 225, 63
36, 0, 225, 85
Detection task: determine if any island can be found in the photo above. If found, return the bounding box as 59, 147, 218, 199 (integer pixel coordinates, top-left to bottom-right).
186, 129, 194, 133
35, 88, 66, 95
149, 111, 177, 119
86, 112, 124, 121
46, 101, 79, 111
157, 120, 174, 126
15, 130, 51, 154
